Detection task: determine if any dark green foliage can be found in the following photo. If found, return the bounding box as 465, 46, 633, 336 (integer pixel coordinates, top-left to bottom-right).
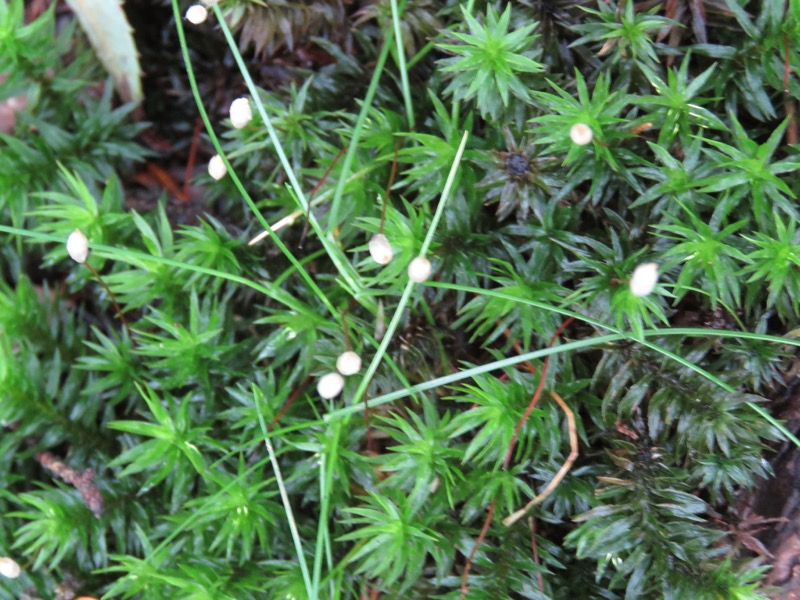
2, 0, 799, 598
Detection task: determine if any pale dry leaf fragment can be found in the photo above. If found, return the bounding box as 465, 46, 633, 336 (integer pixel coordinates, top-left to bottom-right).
64, 0, 143, 104
0, 93, 28, 135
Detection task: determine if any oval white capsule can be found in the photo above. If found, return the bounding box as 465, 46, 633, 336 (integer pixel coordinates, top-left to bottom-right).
630, 262, 659, 297
336, 351, 362, 376
369, 233, 393, 265
408, 256, 432, 283
185, 4, 208, 24
208, 154, 227, 180
317, 372, 345, 399
229, 97, 252, 129
66, 229, 89, 264
570, 123, 593, 146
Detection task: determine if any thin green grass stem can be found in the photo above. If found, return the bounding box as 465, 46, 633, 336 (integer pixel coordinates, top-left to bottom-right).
408, 40, 435, 69
313, 131, 468, 595
100, 452, 276, 597
170, 1, 339, 318
254, 389, 313, 596
429, 281, 800, 446
389, 0, 415, 129
352, 131, 469, 408
326, 25, 394, 232
323, 313, 800, 447
0, 225, 312, 312
209, 4, 366, 305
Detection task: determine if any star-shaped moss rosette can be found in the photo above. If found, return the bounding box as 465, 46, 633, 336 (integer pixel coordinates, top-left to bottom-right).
476, 128, 561, 222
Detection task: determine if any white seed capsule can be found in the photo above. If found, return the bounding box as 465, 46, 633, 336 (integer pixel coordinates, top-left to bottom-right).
0, 557, 21, 579
185, 4, 208, 24
368, 233, 393, 265
317, 372, 345, 399
66, 229, 89, 264
336, 351, 362, 376
570, 123, 593, 145
408, 257, 432, 283
629, 262, 659, 297
229, 97, 253, 129
208, 154, 227, 180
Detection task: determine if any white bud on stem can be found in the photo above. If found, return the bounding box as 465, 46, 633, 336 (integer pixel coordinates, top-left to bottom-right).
185, 4, 208, 24
229, 97, 253, 129
66, 229, 89, 264
629, 262, 659, 297
368, 233, 393, 265
317, 372, 345, 399
208, 154, 227, 180
570, 123, 593, 145
0, 557, 21, 579
408, 257, 432, 283
336, 351, 362, 376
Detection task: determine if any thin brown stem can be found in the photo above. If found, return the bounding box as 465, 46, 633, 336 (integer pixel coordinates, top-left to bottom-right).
502, 317, 574, 468
268, 375, 311, 431
380, 140, 402, 233
786, 97, 798, 146
460, 500, 495, 599
299, 146, 347, 248
183, 116, 203, 201
84, 260, 133, 342
529, 516, 545, 593
460, 318, 574, 597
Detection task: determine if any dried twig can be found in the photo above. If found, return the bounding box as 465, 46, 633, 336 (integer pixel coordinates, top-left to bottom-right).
503, 391, 578, 526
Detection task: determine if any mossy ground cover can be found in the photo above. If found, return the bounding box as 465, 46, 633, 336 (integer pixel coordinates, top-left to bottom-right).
1, 0, 800, 598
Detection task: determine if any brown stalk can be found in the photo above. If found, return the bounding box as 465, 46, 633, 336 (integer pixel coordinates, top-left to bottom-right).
84, 260, 133, 343
299, 146, 347, 248
182, 116, 204, 201
268, 375, 312, 431
460, 500, 495, 598
529, 516, 545, 593
503, 317, 574, 469
36, 451, 104, 518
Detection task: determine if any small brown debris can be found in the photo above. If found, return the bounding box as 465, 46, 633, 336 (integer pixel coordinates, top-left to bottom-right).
35, 452, 104, 518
